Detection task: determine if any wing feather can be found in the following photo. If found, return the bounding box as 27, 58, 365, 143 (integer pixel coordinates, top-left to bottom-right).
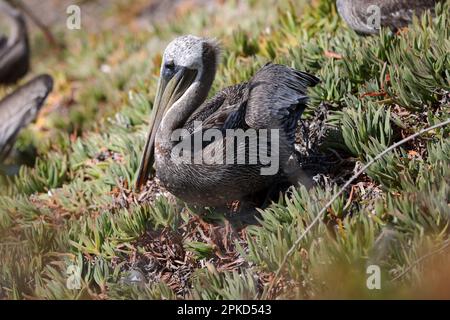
245, 63, 319, 145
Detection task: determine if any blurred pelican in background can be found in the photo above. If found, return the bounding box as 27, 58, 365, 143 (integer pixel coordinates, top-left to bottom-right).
336, 0, 444, 35
0, 0, 29, 84
0, 74, 53, 162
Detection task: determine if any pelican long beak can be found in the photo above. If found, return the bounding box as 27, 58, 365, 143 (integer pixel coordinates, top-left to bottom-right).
135, 67, 197, 190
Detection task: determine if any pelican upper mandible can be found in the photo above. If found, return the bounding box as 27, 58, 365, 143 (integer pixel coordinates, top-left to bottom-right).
136, 35, 319, 208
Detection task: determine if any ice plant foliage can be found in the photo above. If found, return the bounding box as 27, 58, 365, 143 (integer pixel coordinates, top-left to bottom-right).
0, 0, 449, 299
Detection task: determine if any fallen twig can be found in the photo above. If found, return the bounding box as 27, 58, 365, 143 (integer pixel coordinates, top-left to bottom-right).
391, 239, 450, 282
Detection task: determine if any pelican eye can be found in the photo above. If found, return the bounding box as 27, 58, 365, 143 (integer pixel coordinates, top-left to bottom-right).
165, 61, 175, 70
162, 61, 177, 79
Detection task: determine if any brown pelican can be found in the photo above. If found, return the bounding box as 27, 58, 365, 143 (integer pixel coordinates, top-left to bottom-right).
336, 0, 443, 35
0, 0, 29, 84
136, 35, 319, 208
0, 74, 53, 161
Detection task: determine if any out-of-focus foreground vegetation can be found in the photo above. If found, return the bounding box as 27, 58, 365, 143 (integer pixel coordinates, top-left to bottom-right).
0, 0, 449, 299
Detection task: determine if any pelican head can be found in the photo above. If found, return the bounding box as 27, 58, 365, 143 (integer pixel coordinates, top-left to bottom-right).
136, 35, 220, 189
